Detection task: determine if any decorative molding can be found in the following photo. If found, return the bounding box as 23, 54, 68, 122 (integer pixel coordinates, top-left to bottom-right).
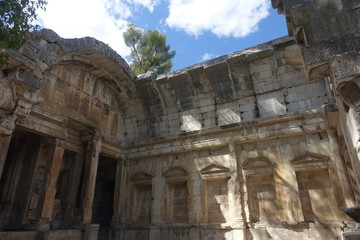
242, 157, 275, 175
131, 171, 153, 186
199, 163, 230, 179
163, 167, 188, 183
131, 171, 153, 181
291, 152, 329, 171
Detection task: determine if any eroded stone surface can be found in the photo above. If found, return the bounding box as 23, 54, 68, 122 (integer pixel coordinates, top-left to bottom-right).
0, 1, 360, 239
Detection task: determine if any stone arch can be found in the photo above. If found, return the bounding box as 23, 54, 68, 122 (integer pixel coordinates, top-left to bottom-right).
17, 29, 147, 143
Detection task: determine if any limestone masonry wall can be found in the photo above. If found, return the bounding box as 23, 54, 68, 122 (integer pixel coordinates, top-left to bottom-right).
1, 0, 360, 240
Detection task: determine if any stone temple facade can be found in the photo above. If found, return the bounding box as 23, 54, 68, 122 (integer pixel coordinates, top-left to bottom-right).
1, 0, 360, 239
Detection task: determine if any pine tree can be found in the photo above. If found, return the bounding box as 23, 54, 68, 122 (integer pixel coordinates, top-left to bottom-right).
123, 24, 176, 75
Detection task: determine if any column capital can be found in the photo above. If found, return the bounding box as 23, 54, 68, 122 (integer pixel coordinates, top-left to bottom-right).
86, 130, 102, 158
0, 114, 17, 136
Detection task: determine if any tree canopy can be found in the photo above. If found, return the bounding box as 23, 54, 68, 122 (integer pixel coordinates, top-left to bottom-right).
123, 24, 176, 75
0, 0, 47, 66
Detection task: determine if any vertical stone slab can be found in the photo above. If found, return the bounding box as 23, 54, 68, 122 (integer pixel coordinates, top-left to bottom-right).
327, 129, 356, 208
81, 133, 102, 223
273, 166, 304, 223
112, 159, 122, 225
0, 115, 16, 180
83, 224, 100, 240
64, 152, 84, 222
38, 139, 65, 229
189, 228, 200, 240
149, 227, 160, 240
228, 143, 245, 236
116, 159, 130, 226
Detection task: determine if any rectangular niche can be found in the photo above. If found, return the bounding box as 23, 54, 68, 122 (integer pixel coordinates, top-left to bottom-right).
200, 163, 231, 223
296, 169, 337, 221
133, 184, 152, 223
167, 181, 188, 223
292, 152, 337, 222
246, 174, 279, 223
242, 157, 279, 223
205, 178, 229, 223
163, 167, 189, 223
131, 171, 153, 223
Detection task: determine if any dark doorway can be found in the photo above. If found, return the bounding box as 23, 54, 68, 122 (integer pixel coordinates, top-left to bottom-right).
0, 130, 41, 228
91, 155, 117, 240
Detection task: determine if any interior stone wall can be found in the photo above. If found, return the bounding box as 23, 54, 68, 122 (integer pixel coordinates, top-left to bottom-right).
0, 0, 359, 239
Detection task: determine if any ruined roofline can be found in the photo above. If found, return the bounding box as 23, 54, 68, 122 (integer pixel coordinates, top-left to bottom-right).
138, 35, 294, 81
26, 28, 136, 80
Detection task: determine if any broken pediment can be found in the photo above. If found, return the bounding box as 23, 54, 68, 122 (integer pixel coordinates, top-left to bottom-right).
291, 152, 329, 171
242, 157, 275, 175
131, 171, 153, 185
163, 167, 188, 183
199, 163, 230, 179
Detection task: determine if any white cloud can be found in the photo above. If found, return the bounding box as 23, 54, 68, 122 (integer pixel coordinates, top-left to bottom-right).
38, 0, 161, 58
201, 53, 214, 61
166, 0, 270, 37
129, 0, 160, 12
38, 0, 132, 57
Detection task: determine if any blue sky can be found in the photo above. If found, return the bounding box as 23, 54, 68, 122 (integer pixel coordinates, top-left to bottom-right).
38, 0, 288, 71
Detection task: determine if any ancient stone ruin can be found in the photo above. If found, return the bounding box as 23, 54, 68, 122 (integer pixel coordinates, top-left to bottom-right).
1, 0, 360, 239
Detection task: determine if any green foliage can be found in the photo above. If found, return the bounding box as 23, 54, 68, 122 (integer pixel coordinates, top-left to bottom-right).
0, 0, 47, 66
123, 24, 176, 75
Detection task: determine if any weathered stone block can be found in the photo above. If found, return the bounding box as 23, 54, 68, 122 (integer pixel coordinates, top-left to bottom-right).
343, 231, 360, 240
257, 90, 287, 118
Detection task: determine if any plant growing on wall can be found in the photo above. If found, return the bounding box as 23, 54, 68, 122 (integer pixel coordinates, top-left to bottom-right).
123, 24, 176, 75
0, 0, 47, 66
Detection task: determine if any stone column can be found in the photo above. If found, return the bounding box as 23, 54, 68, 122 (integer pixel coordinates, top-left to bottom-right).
0, 114, 16, 180
81, 133, 102, 223
38, 138, 65, 231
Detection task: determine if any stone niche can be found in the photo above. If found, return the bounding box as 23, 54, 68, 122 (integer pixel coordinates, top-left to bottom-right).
292, 153, 338, 222
199, 164, 231, 223
242, 158, 280, 223
130, 171, 153, 223
163, 167, 189, 223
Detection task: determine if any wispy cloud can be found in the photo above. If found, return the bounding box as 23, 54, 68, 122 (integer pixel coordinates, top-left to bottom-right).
201, 53, 215, 61
166, 0, 270, 37
129, 0, 160, 12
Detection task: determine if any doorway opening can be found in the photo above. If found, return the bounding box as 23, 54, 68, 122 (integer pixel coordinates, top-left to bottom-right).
91, 155, 117, 240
